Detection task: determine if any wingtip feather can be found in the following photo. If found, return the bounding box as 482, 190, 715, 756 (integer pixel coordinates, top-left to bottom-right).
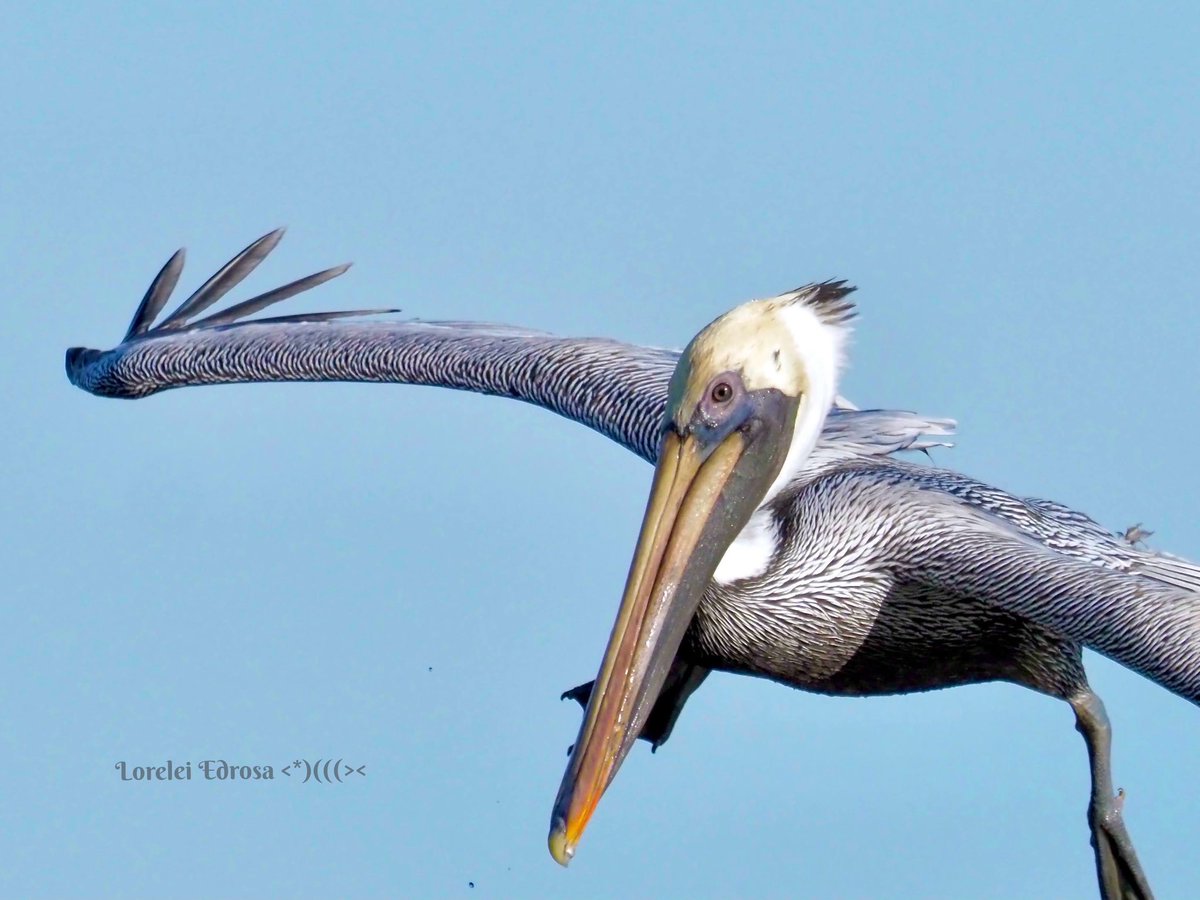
123, 246, 186, 340
157, 228, 288, 329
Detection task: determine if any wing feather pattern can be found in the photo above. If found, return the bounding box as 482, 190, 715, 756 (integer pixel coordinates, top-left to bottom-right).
66, 230, 952, 467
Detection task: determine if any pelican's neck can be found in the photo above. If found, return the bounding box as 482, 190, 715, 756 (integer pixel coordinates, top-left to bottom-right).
761, 300, 844, 507
712, 299, 845, 585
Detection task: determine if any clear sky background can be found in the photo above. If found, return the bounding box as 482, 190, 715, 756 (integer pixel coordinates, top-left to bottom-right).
3, 3, 1199, 898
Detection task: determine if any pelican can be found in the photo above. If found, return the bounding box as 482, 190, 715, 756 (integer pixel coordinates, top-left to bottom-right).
66, 231, 1198, 900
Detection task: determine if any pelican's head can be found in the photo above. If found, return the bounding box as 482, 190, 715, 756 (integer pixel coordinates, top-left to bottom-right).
548, 282, 855, 866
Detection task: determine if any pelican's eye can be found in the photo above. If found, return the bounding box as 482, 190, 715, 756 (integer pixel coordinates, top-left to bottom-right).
694, 371, 746, 434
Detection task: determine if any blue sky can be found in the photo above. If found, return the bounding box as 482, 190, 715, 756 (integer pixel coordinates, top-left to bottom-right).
4, 3, 1199, 898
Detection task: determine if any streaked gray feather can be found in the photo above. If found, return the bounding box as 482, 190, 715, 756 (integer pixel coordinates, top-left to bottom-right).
194, 263, 357, 328
124, 248, 185, 340
157, 228, 285, 329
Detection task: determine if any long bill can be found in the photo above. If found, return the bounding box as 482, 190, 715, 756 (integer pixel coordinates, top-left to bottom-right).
547, 427, 763, 865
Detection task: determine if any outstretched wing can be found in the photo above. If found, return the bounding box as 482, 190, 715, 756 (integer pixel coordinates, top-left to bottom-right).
66, 230, 955, 467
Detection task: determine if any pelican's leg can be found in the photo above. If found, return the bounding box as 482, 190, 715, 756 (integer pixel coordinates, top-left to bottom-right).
1069, 690, 1154, 900
562, 661, 710, 752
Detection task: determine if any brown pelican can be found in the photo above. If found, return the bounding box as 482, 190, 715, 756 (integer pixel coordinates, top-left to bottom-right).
66, 232, 1198, 900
